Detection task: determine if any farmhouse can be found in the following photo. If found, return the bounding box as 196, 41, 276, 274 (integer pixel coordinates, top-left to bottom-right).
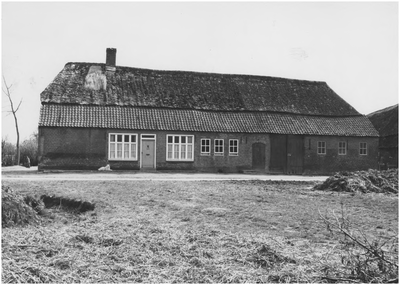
38, 48, 379, 174
367, 104, 398, 169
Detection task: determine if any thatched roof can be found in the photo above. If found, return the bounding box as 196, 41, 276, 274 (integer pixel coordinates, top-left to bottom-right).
368, 104, 398, 148
368, 104, 398, 137
40, 62, 361, 117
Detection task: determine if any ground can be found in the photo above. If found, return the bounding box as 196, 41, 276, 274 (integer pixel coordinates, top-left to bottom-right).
1, 167, 398, 283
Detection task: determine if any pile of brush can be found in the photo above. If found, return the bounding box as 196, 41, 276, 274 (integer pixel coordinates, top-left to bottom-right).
314, 169, 398, 194
2, 185, 44, 227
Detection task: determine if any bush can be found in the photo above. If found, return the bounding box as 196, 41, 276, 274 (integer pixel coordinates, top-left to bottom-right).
20, 132, 38, 166
2, 138, 16, 166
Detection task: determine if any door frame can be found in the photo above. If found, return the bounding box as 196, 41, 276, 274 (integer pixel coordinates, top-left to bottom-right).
140, 134, 156, 169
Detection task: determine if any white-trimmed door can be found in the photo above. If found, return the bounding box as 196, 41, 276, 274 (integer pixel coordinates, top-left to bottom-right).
141, 134, 156, 169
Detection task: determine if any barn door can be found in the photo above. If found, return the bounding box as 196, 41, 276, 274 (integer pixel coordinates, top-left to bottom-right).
270, 135, 304, 174
270, 135, 287, 173
252, 143, 266, 170
287, 135, 304, 174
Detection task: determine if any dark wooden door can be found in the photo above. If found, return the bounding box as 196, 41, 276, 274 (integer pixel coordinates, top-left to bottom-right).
287, 135, 304, 174
252, 143, 266, 170
270, 135, 287, 173
270, 135, 304, 174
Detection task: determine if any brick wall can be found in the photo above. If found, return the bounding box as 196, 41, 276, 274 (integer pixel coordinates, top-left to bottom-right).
38, 127, 109, 170
154, 131, 270, 172
303, 135, 379, 175
39, 127, 141, 170
39, 127, 379, 174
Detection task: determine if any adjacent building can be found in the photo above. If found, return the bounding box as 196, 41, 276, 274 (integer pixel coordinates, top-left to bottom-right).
38, 48, 379, 174
368, 104, 398, 169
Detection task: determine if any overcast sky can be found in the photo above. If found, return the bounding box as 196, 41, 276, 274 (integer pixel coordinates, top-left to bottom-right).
2, 2, 398, 144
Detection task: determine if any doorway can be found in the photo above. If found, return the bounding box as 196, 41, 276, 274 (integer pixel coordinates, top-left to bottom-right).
252, 142, 266, 170
141, 134, 156, 169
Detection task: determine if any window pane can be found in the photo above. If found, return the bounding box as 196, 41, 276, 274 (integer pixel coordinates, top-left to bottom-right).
168, 136, 173, 143
110, 134, 115, 142
181, 136, 186, 143
181, 145, 186, 159
131, 143, 136, 159
124, 143, 129, 158
117, 135, 122, 142
117, 143, 122, 158
124, 135, 129, 142
110, 143, 115, 158
131, 135, 136, 143
188, 136, 193, 143
174, 136, 179, 143
174, 145, 179, 159
188, 145, 193, 159
167, 144, 172, 159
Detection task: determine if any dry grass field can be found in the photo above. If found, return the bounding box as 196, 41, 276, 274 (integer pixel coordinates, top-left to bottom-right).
2, 179, 398, 283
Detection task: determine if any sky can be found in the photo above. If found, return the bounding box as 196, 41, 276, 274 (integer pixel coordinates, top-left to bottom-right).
2, 1, 398, 144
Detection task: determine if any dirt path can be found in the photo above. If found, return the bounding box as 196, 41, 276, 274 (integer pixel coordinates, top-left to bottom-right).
2, 166, 328, 181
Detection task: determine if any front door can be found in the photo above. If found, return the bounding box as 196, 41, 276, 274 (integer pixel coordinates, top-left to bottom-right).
252, 142, 266, 170
142, 140, 155, 169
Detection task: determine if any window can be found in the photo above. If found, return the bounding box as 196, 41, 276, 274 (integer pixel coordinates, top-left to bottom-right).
109, 133, 137, 160
338, 141, 347, 155
359, 142, 367, 155
201, 139, 211, 155
317, 141, 326, 154
166, 135, 194, 161
214, 139, 224, 155
229, 139, 239, 156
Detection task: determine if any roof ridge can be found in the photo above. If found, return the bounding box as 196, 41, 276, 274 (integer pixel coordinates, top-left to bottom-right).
64, 62, 327, 84
368, 104, 398, 117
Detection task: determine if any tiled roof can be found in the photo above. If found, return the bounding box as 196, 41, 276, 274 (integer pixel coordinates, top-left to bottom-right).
39, 104, 378, 137
40, 62, 360, 117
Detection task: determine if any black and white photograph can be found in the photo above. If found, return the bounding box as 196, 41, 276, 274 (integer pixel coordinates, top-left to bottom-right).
2, 1, 398, 283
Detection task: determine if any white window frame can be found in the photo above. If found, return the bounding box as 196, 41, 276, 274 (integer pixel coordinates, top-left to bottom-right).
166, 134, 194, 161
229, 139, 239, 156
214, 139, 224, 156
200, 139, 211, 156
317, 141, 326, 155
338, 141, 347, 155
359, 142, 367, 155
108, 133, 138, 161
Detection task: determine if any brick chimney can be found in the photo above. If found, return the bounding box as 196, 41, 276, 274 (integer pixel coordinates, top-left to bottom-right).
106, 48, 117, 72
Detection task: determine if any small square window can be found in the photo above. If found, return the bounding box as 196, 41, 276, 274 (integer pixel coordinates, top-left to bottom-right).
338, 141, 347, 155
317, 141, 326, 155
214, 139, 224, 155
201, 139, 211, 155
229, 139, 239, 156
360, 142, 367, 155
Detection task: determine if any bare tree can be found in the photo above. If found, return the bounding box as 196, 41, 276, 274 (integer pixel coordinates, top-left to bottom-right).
2, 76, 22, 165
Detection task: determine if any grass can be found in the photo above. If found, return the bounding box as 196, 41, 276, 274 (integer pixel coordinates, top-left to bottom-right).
2, 180, 398, 283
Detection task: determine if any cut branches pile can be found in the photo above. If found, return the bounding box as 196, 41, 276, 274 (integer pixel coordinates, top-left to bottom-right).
319, 206, 398, 283
2, 185, 42, 228
314, 169, 398, 194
